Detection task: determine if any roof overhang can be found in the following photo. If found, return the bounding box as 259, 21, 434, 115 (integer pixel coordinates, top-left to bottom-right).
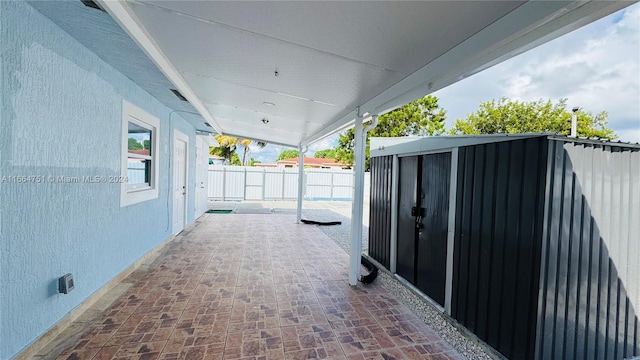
45, 0, 636, 147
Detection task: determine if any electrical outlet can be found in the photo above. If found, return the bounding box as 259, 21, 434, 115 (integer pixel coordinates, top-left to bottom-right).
58, 273, 75, 294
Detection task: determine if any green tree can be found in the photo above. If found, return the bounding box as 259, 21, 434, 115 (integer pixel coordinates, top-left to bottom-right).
128, 137, 143, 150
450, 97, 617, 139
314, 149, 337, 159
209, 145, 241, 165
277, 149, 300, 161
248, 158, 261, 166
214, 135, 266, 166
143, 139, 150, 150
334, 95, 446, 170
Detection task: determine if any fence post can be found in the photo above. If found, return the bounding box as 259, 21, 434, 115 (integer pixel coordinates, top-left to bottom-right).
281, 169, 285, 200
243, 167, 247, 200
330, 171, 335, 200
222, 166, 226, 201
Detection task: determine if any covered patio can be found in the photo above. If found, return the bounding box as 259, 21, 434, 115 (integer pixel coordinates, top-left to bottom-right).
38, 211, 468, 360
3, 1, 635, 359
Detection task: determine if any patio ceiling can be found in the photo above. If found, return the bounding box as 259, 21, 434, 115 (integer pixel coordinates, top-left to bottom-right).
78, 1, 636, 146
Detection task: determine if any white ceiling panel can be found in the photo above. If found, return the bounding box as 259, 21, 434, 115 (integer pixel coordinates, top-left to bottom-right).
182, 73, 349, 125
218, 117, 318, 147
134, 1, 525, 74
127, 1, 406, 109
206, 103, 325, 137
96, 0, 633, 147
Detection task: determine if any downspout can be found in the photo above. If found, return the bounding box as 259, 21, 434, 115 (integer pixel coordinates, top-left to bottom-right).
349, 112, 378, 286
296, 146, 308, 223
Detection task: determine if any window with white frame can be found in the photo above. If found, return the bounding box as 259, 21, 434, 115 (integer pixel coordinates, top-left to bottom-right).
120, 101, 159, 206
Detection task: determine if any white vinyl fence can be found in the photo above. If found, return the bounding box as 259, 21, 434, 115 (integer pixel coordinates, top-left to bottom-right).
208, 165, 369, 201
127, 162, 147, 184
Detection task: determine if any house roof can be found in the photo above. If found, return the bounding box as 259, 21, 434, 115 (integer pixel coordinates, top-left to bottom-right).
128, 149, 151, 156
30, 1, 631, 147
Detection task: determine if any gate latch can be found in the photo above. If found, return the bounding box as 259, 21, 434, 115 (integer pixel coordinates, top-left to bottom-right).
411, 206, 425, 217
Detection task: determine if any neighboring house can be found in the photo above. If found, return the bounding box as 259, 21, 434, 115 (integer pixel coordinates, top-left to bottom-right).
275, 157, 347, 169
253, 163, 278, 168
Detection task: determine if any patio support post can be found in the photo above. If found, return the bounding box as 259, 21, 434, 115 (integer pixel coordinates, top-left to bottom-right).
349, 111, 378, 286
296, 146, 307, 223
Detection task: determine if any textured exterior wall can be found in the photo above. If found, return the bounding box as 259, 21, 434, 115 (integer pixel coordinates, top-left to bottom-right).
0, 2, 196, 358
452, 138, 548, 360
536, 139, 640, 360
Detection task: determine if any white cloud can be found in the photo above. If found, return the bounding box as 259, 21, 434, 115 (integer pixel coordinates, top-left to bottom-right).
435, 3, 640, 143
307, 135, 339, 154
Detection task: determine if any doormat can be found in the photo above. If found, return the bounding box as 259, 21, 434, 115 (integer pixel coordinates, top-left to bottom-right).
206, 209, 233, 214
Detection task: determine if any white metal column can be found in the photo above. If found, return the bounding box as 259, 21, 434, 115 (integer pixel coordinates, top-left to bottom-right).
349, 113, 378, 286
296, 146, 307, 223
389, 154, 399, 274
445, 148, 459, 315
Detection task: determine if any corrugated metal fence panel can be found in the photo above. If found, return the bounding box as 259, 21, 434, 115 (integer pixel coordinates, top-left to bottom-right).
452, 138, 548, 360
536, 140, 640, 360
368, 156, 393, 268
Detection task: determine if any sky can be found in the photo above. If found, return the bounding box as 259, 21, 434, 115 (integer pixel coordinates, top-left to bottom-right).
250, 3, 640, 164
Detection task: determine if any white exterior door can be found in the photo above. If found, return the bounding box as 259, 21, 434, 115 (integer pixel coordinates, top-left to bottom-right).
173, 130, 188, 235
194, 136, 208, 218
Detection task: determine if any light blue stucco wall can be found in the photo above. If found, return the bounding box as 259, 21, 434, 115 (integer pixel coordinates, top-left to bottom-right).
0, 2, 197, 358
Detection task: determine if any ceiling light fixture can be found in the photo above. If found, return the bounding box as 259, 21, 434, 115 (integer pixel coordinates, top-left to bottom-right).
262, 102, 275, 107
262, 118, 269, 124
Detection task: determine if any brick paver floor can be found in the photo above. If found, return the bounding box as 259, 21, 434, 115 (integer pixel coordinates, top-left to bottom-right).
51, 214, 463, 359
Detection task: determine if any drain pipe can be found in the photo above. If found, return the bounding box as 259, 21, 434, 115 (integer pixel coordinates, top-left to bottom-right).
296, 146, 308, 223
349, 111, 378, 286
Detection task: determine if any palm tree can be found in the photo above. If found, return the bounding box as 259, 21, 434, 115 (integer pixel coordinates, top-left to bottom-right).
214, 135, 266, 166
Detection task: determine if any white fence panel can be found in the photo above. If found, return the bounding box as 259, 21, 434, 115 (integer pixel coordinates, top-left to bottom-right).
220, 167, 245, 200
264, 168, 285, 199
332, 170, 355, 200
306, 170, 332, 199
245, 168, 264, 200
208, 165, 225, 198
283, 170, 299, 199
207, 166, 368, 201
127, 162, 147, 184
